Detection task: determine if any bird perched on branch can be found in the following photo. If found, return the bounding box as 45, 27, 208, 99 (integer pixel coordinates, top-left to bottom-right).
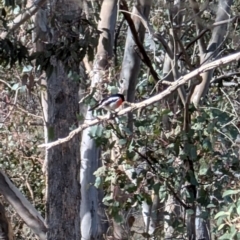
89, 93, 125, 112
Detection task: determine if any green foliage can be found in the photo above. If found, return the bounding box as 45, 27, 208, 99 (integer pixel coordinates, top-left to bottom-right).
30, 17, 99, 76
214, 190, 240, 238
91, 79, 240, 238
0, 39, 29, 67
0, 76, 45, 239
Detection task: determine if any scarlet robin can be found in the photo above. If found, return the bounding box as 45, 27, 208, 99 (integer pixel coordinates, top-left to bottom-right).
89, 93, 125, 112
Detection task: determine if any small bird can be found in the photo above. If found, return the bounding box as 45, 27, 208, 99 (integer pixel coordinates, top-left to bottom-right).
89, 93, 125, 111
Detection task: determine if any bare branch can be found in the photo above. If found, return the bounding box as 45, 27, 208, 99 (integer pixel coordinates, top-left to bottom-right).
38, 51, 240, 149
153, 33, 174, 59
0, 171, 47, 240
210, 72, 240, 83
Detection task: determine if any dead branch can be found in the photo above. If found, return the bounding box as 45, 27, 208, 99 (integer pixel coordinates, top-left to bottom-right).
0, 171, 47, 240
38, 51, 240, 149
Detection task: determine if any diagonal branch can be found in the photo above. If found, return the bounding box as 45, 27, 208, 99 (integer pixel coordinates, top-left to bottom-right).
0, 170, 47, 240
37, 51, 240, 150
1, 0, 47, 39
119, 0, 159, 81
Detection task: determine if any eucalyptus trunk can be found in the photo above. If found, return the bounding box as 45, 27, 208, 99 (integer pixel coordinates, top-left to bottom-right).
42, 1, 82, 239
120, 0, 154, 236
80, 0, 118, 239
191, 0, 233, 107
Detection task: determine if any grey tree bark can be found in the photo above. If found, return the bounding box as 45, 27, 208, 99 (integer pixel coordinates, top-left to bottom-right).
0, 171, 46, 239
191, 0, 233, 107
42, 1, 82, 239
0, 201, 12, 240
80, 0, 118, 239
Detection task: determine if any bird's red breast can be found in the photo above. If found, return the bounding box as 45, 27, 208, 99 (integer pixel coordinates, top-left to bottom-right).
115, 98, 123, 108
89, 93, 125, 111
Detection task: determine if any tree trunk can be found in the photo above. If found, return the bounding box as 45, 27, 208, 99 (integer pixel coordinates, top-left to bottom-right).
191, 0, 233, 107
80, 0, 118, 239
0, 202, 12, 240
119, 0, 154, 237
43, 1, 82, 239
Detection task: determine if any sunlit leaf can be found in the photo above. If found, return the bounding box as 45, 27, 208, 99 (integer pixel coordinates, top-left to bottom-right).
11, 83, 20, 90
223, 189, 240, 198
214, 211, 230, 219
199, 161, 209, 175
217, 223, 226, 231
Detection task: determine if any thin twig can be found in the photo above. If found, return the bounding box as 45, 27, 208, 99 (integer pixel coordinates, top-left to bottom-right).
134, 149, 189, 210
215, 128, 235, 145
118, 9, 151, 34
220, 88, 238, 117
210, 72, 240, 83
0, 79, 12, 89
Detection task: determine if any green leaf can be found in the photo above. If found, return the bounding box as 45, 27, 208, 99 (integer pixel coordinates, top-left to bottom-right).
89, 125, 103, 138
189, 145, 197, 160
76, 114, 84, 121
94, 177, 103, 188
206, 204, 216, 208
109, 140, 116, 149
119, 139, 127, 145
126, 150, 135, 160
128, 139, 135, 152
199, 161, 209, 175
230, 225, 237, 237
11, 83, 20, 90
93, 166, 106, 177
217, 223, 226, 231
186, 209, 194, 215
219, 232, 233, 240
223, 189, 240, 198
202, 139, 212, 151
114, 213, 123, 223
214, 211, 230, 219
237, 205, 240, 216
103, 194, 113, 203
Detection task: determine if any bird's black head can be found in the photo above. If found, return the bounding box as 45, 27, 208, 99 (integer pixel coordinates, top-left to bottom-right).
113, 93, 125, 102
